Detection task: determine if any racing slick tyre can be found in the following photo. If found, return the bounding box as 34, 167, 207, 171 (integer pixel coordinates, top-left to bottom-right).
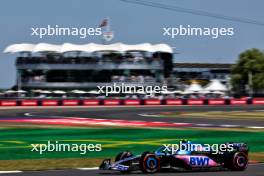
140, 152, 160, 173
227, 152, 248, 171
115, 151, 133, 173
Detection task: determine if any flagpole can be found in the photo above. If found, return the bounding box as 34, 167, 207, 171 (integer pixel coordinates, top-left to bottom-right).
101, 17, 113, 43
107, 16, 110, 32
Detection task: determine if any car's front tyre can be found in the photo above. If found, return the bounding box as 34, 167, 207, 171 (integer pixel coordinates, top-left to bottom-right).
140, 152, 160, 173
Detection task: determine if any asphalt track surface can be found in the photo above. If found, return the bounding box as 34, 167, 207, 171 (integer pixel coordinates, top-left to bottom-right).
0, 105, 263, 175
1, 164, 263, 176
0, 105, 264, 126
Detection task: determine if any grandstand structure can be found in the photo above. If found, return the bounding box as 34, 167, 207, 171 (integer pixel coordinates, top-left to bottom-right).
4, 43, 173, 90
172, 62, 233, 85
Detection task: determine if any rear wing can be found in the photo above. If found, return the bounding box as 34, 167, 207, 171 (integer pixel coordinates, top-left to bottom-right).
231, 143, 249, 153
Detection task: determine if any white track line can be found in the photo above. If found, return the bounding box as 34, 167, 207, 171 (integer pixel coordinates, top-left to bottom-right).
173, 122, 192, 125
220, 124, 240, 128
139, 113, 264, 129
76, 167, 99, 170
24, 112, 264, 129
0, 171, 22, 174
138, 113, 159, 117
196, 123, 212, 126
24, 112, 33, 117
247, 126, 264, 129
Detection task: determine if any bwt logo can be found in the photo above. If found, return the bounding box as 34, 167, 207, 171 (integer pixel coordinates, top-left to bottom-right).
189, 157, 209, 166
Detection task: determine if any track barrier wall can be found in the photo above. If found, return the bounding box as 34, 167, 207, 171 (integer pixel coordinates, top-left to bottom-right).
83, 99, 100, 106
103, 99, 120, 106
0, 98, 263, 106
41, 100, 59, 106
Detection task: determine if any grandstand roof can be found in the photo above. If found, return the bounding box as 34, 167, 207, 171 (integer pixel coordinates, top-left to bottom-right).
4, 43, 173, 54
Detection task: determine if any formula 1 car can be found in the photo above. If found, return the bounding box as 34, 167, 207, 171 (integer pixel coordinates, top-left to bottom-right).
99, 141, 248, 173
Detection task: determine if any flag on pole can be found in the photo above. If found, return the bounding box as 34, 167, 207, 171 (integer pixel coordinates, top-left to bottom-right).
99, 19, 108, 27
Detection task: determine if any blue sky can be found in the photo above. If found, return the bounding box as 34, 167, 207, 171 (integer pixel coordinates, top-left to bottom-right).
0, 0, 263, 88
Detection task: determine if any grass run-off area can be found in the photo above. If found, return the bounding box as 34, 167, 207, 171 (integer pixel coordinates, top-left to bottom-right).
0, 126, 263, 170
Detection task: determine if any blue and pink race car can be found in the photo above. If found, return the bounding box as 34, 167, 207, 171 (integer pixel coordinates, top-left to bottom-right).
99, 141, 248, 173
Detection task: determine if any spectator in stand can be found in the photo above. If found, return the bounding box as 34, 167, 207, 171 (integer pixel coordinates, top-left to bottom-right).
138, 75, 144, 83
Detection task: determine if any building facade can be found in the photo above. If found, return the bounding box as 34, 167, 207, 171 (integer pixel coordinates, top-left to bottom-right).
5, 43, 173, 90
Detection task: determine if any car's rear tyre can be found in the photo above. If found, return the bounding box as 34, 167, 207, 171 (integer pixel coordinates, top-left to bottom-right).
115, 151, 133, 173
226, 152, 248, 171
140, 152, 160, 173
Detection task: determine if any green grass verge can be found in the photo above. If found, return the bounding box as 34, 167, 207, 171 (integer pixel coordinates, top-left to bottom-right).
0, 127, 263, 161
